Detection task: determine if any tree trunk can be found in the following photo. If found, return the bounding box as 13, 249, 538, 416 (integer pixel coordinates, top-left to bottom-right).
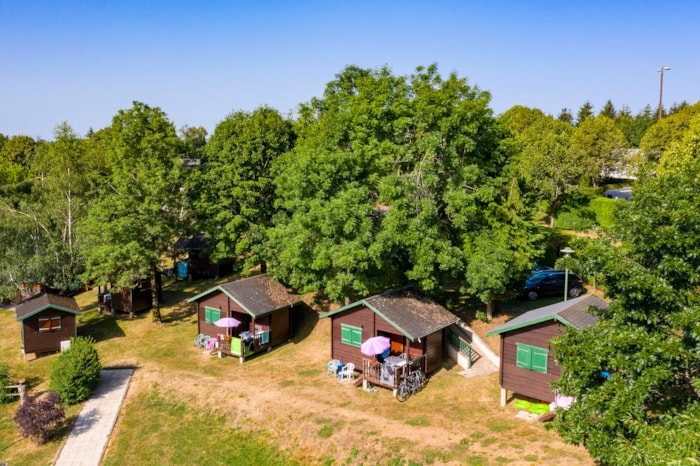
260, 261, 267, 274
151, 265, 162, 324
486, 300, 496, 321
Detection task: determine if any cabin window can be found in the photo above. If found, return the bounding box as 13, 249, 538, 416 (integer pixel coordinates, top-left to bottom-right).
515, 343, 548, 374
340, 324, 362, 347
38, 316, 61, 332
204, 306, 221, 324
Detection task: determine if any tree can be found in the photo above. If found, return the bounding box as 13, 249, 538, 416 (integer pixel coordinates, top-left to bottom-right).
80, 102, 185, 322
188, 107, 294, 272
570, 115, 627, 186
517, 117, 582, 227
640, 101, 700, 162
498, 105, 546, 135
14, 391, 65, 444
0, 135, 35, 186
575, 101, 594, 126
552, 117, 700, 464
269, 64, 530, 303
615, 105, 655, 148
0, 124, 93, 297
49, 336, 101, 404
557, 108, 574, 125
599, 99, 616, 119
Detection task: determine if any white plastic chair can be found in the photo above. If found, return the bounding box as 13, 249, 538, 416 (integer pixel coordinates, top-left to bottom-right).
340, 362, 355, 380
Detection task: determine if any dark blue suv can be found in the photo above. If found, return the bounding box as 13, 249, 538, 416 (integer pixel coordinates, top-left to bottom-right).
520, 270, 584, 301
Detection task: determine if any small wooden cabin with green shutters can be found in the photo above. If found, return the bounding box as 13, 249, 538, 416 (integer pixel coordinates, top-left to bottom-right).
487, 295, 607, 405
319, 287, 458, 376
187, 274, 302, 362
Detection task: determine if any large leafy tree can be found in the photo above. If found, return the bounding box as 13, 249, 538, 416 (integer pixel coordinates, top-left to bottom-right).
80, 102, 185, 322
570, 115, 627, 187
269, 64, 539, 304
552, 116, 700, 464
0, 135, 35, 186
517, 117, 582, 227
188, 107, 294, 272
640, 101, 700, 162
0, 124, 93, 298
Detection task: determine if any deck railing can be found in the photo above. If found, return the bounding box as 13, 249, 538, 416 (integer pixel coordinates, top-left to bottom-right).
217, 331, 271, 358
447, 327, 473, 368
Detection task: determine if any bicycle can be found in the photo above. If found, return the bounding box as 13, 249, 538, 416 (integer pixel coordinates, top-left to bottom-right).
396, 362, 427, 402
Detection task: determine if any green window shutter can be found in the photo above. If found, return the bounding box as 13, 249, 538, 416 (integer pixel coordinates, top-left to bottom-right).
205, 306, 220, 324
516, 343, 531, 369
516, 343, 549, 373
531, 347, 549, 374
340, 324, 362, 347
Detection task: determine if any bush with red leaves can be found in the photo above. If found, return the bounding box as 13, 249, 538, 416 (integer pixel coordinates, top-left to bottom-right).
14, 391, 65, 444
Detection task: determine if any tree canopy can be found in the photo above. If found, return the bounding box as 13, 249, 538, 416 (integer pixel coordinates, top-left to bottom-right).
268, 64, 540, 303
79, 102, 185, 322
552, 115, 700, 464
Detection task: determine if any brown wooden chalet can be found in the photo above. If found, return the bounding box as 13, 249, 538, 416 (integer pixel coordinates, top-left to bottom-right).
97, 276, 160, 317
15, 293, 81, 357
319, 287, 459, 391
487, 294, 608, 405
187, 274, 302, 362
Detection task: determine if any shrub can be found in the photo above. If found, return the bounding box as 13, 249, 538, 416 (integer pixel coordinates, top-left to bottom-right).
586, 196, 619, 230
14, 391, 65, 444
49, 336, 102, 405
0, 362, 10, 404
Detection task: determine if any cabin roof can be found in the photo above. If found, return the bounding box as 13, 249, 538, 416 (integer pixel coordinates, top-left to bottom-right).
319, 287, 458, 342
15, 293, 81, 321
173, 233, 208, 251
486, 294, 607, 336
187, 274, 301, 317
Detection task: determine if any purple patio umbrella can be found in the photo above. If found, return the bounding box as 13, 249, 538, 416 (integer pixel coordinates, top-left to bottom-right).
214, 317, 241, 328
360, 336, 391, 356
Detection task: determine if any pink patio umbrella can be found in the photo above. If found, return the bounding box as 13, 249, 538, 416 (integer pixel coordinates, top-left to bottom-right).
360, 336, 391, 356
214, 317, 241, 337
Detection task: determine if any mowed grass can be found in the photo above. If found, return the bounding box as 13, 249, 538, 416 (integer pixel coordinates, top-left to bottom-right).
0, 276, 593, 465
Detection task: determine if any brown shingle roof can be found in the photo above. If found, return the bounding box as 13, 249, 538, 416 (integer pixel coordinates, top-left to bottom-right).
188, 274, 301, 317
320, 287, 459, 341
15, 293, 81, 321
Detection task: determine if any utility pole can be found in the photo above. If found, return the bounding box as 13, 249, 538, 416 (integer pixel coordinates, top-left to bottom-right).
657, 66, 671, 121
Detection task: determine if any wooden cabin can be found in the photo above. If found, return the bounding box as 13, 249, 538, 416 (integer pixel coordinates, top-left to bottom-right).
173, 234, 233, 280
319, 287, 459, 391
97, 276, 160, 316
487, 295, 608, 405
15, 293, 81, 357
187, 274, 302, 362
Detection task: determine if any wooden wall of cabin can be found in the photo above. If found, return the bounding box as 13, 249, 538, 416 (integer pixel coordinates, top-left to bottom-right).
425, 330, 445, 374
22, 309, 76, 354
195, 291, 246, 338
329, 306, 375, 369
270, 308, 291, 346
500, 320, 566, 402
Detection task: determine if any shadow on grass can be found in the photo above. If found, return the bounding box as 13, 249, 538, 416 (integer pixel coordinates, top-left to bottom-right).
77, 311, 126, 343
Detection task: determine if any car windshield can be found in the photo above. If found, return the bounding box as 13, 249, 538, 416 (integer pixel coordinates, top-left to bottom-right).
526, 272, 550, 284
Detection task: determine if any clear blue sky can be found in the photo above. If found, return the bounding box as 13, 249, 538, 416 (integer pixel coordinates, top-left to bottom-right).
1, 1, 698, 141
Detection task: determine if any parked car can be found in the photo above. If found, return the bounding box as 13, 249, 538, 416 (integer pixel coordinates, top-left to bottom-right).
531, 264, 553, 274
520, 270, 584, 301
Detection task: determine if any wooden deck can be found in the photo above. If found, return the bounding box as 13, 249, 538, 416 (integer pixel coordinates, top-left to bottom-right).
216, 331, 271, 361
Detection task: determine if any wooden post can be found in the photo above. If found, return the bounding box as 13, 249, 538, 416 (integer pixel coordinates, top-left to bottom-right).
18, 379, 26, 405
500, 388, 507, 407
